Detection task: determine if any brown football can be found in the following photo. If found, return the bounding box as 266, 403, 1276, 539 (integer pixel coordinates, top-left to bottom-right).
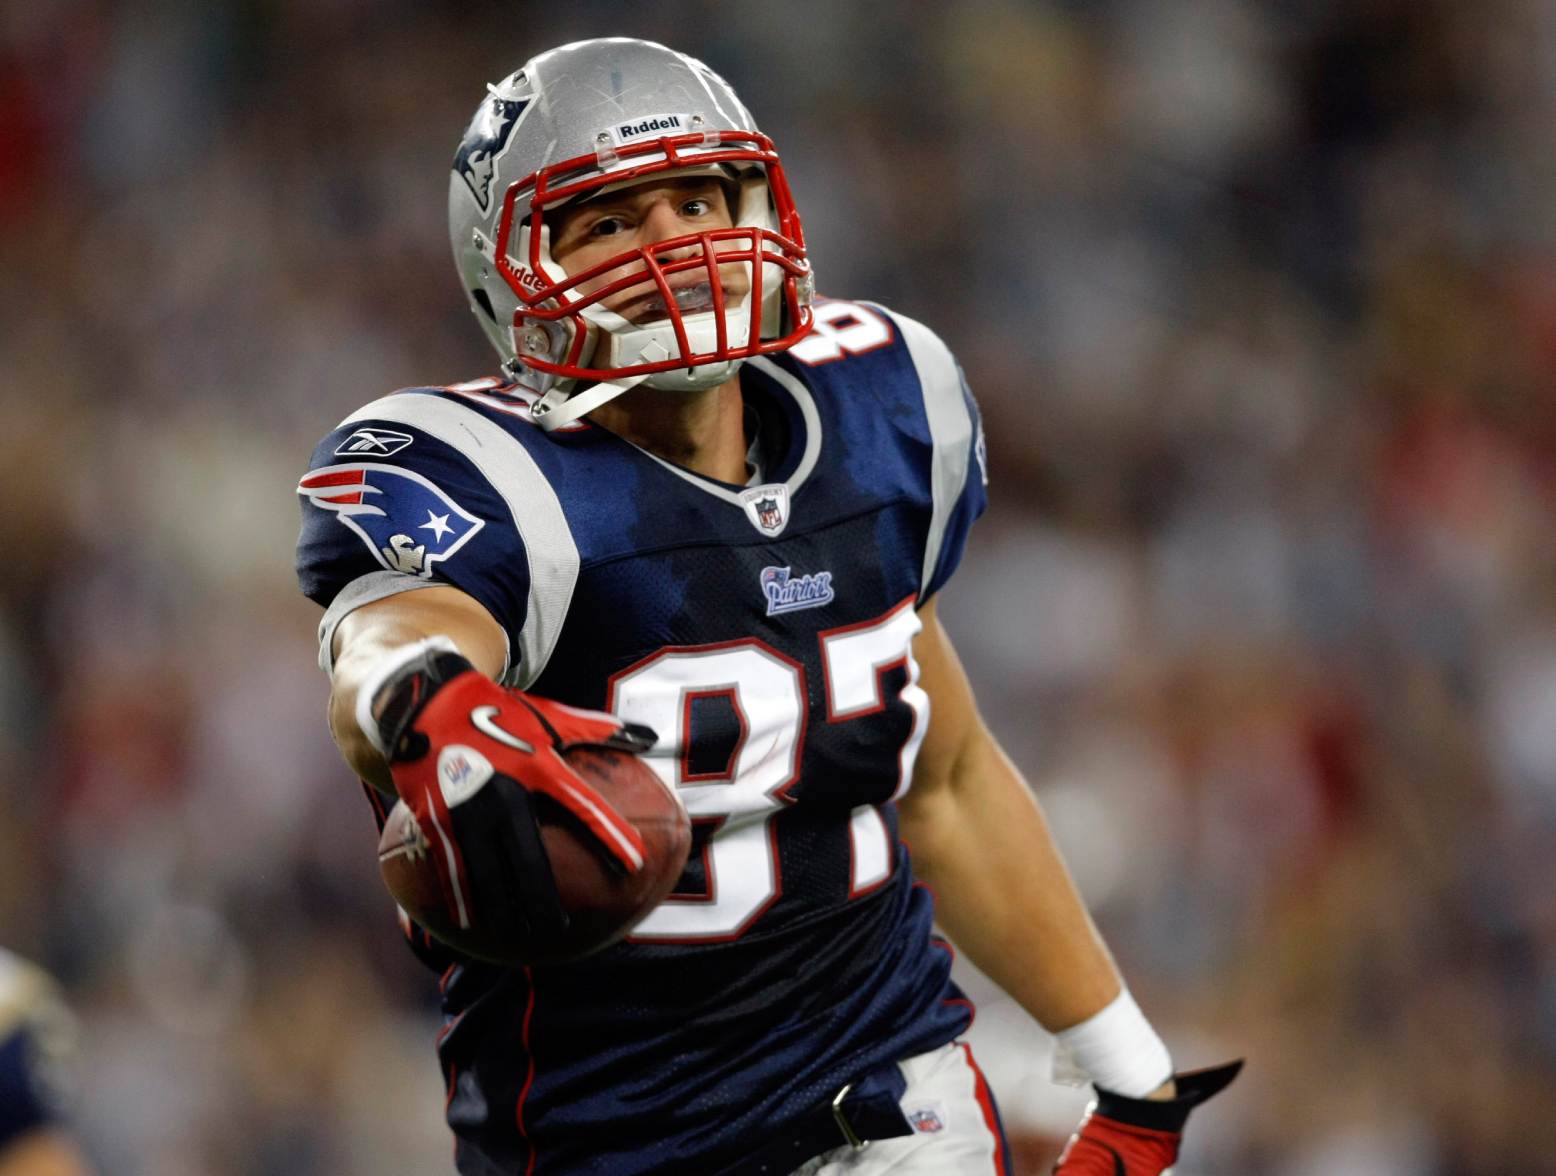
377, 746, 690, 965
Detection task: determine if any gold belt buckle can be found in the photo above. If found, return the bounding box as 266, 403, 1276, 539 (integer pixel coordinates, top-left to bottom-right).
831, 1083, 869, 1151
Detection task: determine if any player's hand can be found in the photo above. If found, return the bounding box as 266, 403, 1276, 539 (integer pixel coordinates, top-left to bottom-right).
1053, 1060, 1242, 1175
366, 643, 657, 943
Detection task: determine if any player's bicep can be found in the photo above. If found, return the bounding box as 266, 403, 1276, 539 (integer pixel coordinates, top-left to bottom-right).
903, 599, 987, 814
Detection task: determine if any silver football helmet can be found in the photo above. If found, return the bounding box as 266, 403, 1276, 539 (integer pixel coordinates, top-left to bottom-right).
448, 38, 815, 430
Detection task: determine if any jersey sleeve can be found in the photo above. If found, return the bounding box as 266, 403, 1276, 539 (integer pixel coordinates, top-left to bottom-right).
295, 393, 544, 679
887, 312, 990, 600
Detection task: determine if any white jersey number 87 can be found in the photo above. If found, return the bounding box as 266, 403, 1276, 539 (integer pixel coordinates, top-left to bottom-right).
607, 598, 927, 942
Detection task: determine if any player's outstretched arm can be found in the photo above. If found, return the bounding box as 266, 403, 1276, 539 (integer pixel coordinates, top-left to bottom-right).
900, 600, 1237, 1172
326, 586, 657, 943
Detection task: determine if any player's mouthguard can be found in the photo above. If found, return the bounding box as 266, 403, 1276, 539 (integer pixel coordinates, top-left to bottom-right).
625, 281, 722, 323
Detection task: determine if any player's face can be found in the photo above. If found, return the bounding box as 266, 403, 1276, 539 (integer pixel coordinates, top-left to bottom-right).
549, 177, 751, 326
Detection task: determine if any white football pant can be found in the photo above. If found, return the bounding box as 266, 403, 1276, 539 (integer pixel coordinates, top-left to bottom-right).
788, 1041, 1010, 1175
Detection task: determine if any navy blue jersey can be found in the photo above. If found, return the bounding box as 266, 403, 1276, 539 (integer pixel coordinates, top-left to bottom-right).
297, 300, 988, 1175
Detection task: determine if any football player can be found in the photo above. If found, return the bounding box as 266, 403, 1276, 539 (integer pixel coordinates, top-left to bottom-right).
0, 950, 91, 1176
296, 38, 1237, 1175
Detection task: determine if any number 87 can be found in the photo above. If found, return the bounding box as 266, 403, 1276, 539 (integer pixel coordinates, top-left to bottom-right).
607, 598, 927, 943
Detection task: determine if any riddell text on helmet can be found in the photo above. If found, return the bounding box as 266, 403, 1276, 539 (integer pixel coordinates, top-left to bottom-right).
616, 114, 683, 140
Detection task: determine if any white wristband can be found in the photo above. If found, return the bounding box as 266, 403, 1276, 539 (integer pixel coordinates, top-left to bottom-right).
1051, 989, 1173, 1097
352, 636, 463, 758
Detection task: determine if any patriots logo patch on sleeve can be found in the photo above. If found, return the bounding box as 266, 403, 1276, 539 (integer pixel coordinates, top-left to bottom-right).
298, 464, 484, 578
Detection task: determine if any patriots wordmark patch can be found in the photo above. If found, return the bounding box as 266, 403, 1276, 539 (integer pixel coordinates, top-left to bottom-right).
298, 463, 484, 578
761, 566, 834, 617
739, 483, 790, 536
334, 427, 414, 457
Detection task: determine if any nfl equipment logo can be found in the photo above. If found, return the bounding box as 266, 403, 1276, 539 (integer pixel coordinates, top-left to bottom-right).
738, 483, 790, 536
907, 1105, 945, 1134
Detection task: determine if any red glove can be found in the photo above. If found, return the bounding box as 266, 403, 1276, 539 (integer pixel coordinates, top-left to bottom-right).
1053, 1061, 1242, 1175
366, 641, 656, 946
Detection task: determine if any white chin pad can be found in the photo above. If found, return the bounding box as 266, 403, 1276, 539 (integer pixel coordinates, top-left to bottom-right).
581, 247, 755, 374
642, 360, 741, 392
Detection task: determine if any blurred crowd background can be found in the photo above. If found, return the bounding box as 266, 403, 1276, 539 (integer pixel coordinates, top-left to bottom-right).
3, 1, 1555, 1172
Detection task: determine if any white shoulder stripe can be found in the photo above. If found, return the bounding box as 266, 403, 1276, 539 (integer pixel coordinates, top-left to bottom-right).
342, 393, 579, 689
894, 315, 974, 598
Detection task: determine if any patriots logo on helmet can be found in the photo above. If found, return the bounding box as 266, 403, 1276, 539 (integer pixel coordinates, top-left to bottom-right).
298, 463, 484, 578
454, 91, 530, 214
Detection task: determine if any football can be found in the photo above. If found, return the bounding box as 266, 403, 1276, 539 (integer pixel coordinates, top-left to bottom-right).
377, 746, 690, 965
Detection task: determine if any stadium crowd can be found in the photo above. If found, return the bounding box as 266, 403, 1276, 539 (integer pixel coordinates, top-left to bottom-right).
2, 1, 1554, 1171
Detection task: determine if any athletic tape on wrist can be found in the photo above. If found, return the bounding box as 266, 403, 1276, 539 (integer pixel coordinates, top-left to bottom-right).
1051, 989, 1173, 1098
352, 636, 463, 758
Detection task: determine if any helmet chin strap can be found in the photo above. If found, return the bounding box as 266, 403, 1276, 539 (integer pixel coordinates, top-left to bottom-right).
529, 358, 743, 432
528, 301, 747, 431
531, 373, 650, 432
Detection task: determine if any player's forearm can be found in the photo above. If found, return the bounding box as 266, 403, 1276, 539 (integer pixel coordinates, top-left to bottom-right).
327, 587, 509, 792
901, 730, 1124, 1033
329, 624, 436, 791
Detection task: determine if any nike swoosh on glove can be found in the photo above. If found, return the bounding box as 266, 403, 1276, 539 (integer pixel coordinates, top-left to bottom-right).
1053, 1060, 1243, 1175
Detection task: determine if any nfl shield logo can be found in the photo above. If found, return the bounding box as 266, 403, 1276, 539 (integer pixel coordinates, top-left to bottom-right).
907, 1105, 945, 1134
738, 483, 790, 536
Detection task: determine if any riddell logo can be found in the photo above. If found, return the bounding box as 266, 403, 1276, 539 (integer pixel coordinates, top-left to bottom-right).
512, 265, 545, 294
618, 114, 681, 137
609, 113, 689, 145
